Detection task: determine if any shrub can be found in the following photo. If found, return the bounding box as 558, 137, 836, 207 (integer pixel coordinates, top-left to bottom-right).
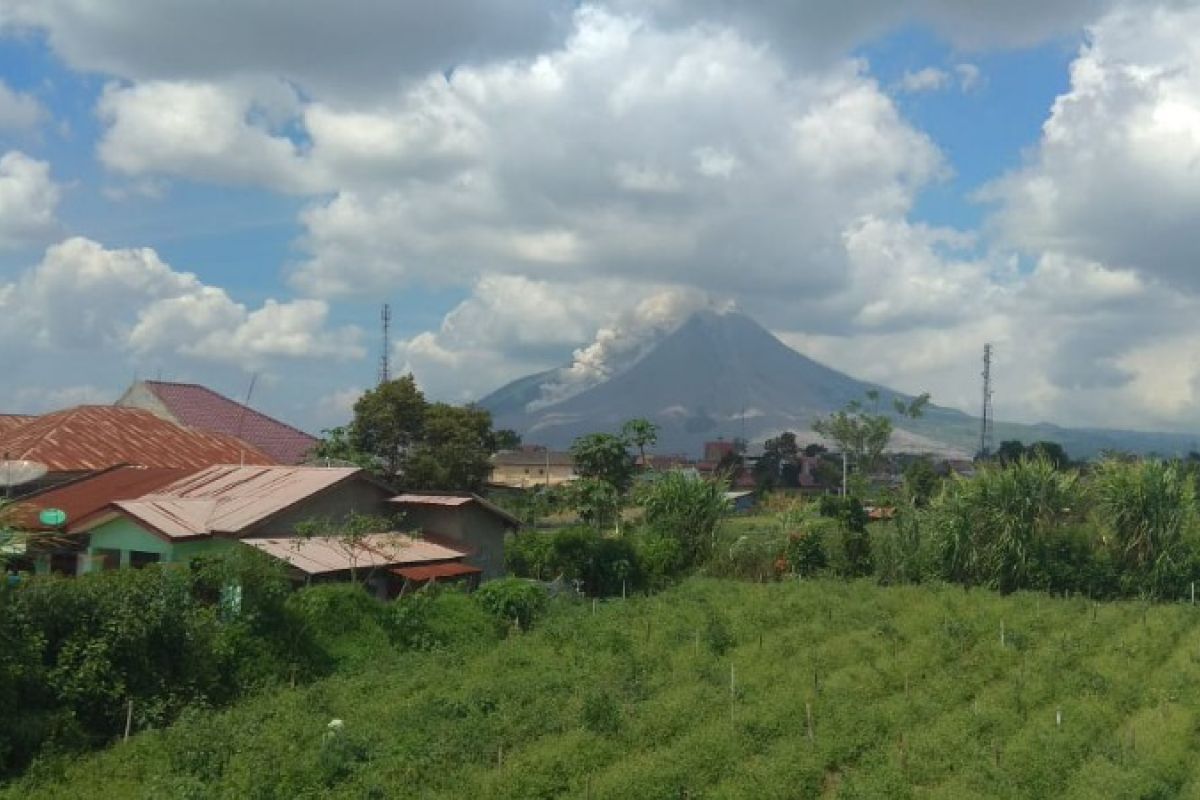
474, 578, 548, 631
639, 472, 730, 569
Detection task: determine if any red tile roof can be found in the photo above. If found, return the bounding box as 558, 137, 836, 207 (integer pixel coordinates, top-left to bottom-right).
7, 465, 192, 532
0, 406, 277, 472
134, 381, 318, 465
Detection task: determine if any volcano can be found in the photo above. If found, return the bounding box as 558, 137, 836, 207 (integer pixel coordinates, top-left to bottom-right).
480, 310, 1199, 459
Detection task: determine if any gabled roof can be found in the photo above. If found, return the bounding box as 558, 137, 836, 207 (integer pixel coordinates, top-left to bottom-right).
84, 464, 365, 539
389, 492, 521, 528
0, 414, 34, 437
0, 406, 276, 472
122, 381, 318, 465
7, 465, 192, 532
492, 449, 575, 468
243, 533, 467, 576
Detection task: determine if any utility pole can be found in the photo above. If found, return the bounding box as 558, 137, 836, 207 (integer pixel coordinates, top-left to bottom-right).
378, 304, 391, 386
979, 343, 994, 459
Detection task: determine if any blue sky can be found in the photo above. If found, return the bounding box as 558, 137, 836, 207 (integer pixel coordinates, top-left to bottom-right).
2, 1, 1199, 438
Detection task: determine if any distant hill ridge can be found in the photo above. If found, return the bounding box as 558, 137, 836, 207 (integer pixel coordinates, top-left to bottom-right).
479, 310, 1199, 459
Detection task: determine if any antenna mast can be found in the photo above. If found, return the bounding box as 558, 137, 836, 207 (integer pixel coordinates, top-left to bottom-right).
979, 343, 994, 459
378, 303, 391, 385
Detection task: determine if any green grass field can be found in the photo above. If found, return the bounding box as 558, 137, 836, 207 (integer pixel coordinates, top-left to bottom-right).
10, 577, 1200, 799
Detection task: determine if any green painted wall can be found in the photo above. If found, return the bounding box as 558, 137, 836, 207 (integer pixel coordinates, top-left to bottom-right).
85, 517, 233, 571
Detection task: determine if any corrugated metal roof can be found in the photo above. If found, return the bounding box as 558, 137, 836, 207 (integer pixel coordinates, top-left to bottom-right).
390, 492, 521, 527
0, 406, 276, 472
0, 414, 34, 436
243, 533, 467, 575
492, 449, 575, 467
8, 465, 192, 532
392, 562, 481, 581
105, 465, 362, 538
128, 381, 318, 465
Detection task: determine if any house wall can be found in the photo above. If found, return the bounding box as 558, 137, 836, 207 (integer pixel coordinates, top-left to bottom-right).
254, 478, 395, 536
115, 382, 178, 423
84, 517, 233, 571
399, 504, 509, 580
489, 463, 576, 488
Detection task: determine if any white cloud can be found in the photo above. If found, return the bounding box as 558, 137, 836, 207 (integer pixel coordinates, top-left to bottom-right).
96, 79, 312, 193
0, 151, 60, 248
899, 67, 951, 93
0, 237, 364, 370
289, 9, 943, 298
0, 79, 44, 130
985, 4, 1200, 293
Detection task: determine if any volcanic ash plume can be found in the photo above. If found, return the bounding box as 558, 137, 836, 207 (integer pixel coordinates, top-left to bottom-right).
528, 289, 732, 410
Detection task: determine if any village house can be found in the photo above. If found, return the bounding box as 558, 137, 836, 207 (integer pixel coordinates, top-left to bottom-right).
0, 405, 276, 496
389, 493, 520, 580
117, 380, 319, 465
489, 446, 576, 488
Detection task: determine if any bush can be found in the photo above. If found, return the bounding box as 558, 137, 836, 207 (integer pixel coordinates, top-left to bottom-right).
507, 526, 640, 596
784, 527, 827, 577
474, 578, 548, 631
639, 472, 730, 569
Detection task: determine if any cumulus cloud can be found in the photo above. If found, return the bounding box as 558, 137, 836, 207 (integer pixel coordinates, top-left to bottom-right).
1, 0, 573, 101
0, 79, 44, 130
289, 8, 944, 297
0, 237, 364, 369
0, 151, 60, 248
898, 64, 981, 93
985, 4, 1200, 293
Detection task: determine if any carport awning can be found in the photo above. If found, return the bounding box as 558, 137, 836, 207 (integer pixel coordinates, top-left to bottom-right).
391, 562, 482, 581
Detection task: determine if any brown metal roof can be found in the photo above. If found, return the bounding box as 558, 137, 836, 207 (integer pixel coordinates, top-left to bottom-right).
243, 533, 467, 576
492, 449, 575, 467
392, 562, 481, 581
390, 492, 521, 528
8, 465, 192, 532
89, 465, 364, 538
0, 414, 34, 437
0, 406, 276, 472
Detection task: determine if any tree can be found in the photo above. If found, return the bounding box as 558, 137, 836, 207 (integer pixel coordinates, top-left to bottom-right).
563, 477, 621, 530
902, 457, 940, 508
341, 375, 505, 491
348, 376, 427, 476
621, 418, 659, 469
570, 433, 634, 493
310, 426, 377, 470
403, 403, 495, 492
1028, 441, 1070, 470
754, 432, 799, 491
995, 440, 1026, 465
492, 429, 522, 451
812, 390, 930, 492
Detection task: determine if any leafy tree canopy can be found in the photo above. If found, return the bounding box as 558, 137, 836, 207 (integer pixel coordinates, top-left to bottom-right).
570, 432, 635, 493
812, 390, 930, 478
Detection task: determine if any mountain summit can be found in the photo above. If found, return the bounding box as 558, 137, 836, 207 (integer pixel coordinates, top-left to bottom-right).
481, 310, 1200, 459
480, 310, 968, 456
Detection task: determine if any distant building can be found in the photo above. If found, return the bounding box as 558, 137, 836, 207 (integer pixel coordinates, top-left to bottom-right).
724, 490, 757, 513
490, 447, 576, 488
117, 380, 318, 465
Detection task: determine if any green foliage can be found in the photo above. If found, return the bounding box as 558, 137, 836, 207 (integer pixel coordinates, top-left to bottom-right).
474, 577, 548, 631
812, 389, 929, 480
342, 375, 502, 491
309, 426, 377, 470
902, 457, 940, 508
1092, 458, 1198, 599
24, 577, 1200, 799
562, 477, 622, 529
928, 457, 1081, 593
753, 431, 798, 490
570, 433, 634, 493
505, 526, 637, 597
784, 527, 827, 577
621, 418, 659, 467
639, 471, 730, 569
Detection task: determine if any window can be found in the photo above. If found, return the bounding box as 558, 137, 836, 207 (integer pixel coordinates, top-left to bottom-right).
129, 551, 161, 569
93, 548, 121, 571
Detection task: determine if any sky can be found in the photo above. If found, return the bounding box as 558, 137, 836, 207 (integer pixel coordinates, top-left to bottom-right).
1, 0, 1199, 437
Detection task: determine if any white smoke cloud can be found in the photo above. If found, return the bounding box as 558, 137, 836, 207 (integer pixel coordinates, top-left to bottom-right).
529, 288, 729, 409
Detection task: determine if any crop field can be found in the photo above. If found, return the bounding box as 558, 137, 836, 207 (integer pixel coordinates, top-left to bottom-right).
10, 577, 1200, 799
